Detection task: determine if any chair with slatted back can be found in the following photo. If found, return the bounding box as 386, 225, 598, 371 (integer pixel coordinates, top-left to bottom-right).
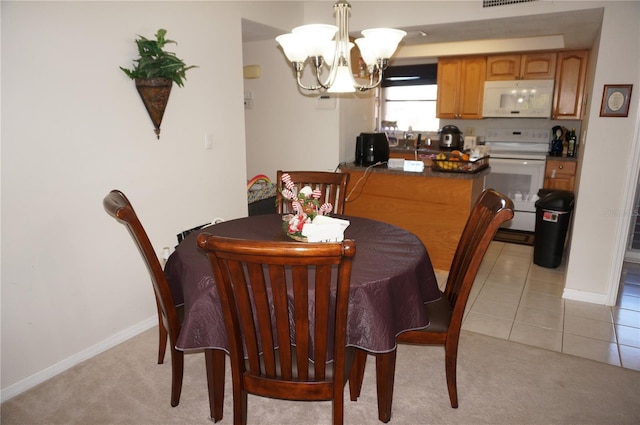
276, 170, 349, 215
197, 234, 356, 425
103, 190, 225, 421
349, 188, 514, 410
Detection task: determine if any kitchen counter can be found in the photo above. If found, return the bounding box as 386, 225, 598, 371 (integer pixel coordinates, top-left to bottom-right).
339, 163, 487, 270
546, 155, 578, 162
341, 162, 490, 179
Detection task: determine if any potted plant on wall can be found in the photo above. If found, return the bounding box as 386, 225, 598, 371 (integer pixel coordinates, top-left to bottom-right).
120, 29, 197, 139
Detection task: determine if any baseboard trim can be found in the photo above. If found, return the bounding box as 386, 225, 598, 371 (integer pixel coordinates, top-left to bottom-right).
1, 315, 158, 403
562, 288, 608, 305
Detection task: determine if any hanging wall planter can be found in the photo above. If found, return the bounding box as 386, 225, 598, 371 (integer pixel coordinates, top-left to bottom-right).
135, 77, 172, 139
120, 29, 196, 139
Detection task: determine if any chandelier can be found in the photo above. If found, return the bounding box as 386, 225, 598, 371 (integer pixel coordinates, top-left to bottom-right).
275, 0, 406, 93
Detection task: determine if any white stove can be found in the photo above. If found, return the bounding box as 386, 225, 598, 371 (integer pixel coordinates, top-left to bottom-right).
485, 128, 550, 160
483, 128, 550, 232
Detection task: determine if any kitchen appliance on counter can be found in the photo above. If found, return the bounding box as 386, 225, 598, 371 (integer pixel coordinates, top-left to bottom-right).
438, 125, 463, 150
483, 80, 554, 118
483, 128, 550, 232
355, 132, 390, 166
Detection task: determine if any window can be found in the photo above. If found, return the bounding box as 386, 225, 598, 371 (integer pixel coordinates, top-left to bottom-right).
380, 64, 439, 132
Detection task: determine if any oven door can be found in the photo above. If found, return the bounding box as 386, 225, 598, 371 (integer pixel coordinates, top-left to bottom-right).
484, 158, 545, 231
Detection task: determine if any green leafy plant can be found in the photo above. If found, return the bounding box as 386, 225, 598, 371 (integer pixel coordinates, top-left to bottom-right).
120, 29, 196, 87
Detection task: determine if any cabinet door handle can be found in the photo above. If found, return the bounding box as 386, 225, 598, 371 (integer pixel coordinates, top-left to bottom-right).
559, 165, 564, 170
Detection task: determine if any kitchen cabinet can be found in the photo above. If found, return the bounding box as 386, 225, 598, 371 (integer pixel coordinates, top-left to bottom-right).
486, 52, 557, 80
544, 158, 577, 191
436, 56, 486, 119
552, 50, 589, 120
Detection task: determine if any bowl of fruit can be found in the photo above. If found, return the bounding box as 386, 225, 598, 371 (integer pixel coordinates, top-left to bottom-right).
431, 150, 489, 173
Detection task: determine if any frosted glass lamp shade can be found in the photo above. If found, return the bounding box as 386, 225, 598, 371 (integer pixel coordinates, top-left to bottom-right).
276, 34, 308, 63
292, 24, 338, 57
354, 38, 377, 67
361, 28, 407, 59
327, 65, 356, 93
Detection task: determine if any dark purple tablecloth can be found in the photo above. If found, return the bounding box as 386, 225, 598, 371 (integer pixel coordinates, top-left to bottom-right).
165, 214, 441, 353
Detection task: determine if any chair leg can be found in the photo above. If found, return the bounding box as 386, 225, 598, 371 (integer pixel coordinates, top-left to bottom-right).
205, 349, 226, 422
156, 301, 167, 364
348, 349, 367, 401
444, 340, 459, 408
232, 388, 248, 425
170, 348, 184, 407
157, 323, 168, 364
332, 386, 345, 425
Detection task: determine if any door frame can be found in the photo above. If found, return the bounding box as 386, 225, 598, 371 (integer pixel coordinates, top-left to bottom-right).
610, 106, 640, 304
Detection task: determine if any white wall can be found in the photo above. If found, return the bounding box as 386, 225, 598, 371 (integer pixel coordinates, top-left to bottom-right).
242, 39, 374, 182
2, 0, 639, 401
0, 0, 290, 399
243, 39, 340, 181
564, 2, 640, 303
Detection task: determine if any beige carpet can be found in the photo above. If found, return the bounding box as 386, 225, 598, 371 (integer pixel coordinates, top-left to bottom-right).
2, 328, 639, 424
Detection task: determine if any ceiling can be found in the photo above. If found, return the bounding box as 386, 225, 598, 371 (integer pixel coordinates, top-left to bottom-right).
242, 7, 604, 56
398, 8, 603, 49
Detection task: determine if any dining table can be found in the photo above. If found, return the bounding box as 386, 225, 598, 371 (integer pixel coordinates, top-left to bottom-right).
164, 213, 441, 422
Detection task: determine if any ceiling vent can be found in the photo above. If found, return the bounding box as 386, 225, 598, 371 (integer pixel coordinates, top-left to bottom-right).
483, 0, 537, 7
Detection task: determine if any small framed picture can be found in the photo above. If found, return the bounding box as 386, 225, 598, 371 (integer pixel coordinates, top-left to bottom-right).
600, 84, 633, 117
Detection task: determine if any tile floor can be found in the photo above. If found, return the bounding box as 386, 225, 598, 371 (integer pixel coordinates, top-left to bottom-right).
434, 241, 640, 371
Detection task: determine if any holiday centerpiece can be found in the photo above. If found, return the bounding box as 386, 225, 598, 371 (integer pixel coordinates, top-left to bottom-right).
280, 173, 350, 242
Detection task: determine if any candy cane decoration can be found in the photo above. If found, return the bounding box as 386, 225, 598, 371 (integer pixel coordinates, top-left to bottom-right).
281, 173, 295, 190
312, 189, 322, 199
281, 188, 295, 200
319, 203, 332, 215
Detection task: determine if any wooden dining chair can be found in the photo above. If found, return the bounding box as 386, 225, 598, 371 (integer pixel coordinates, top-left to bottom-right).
103, 190, 225, 421
276, 170, 350, 215
349, 188, 514, 410
197, 234, 356, 425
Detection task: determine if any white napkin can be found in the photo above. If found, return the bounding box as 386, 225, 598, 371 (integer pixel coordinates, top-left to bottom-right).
302, 215, 350, 242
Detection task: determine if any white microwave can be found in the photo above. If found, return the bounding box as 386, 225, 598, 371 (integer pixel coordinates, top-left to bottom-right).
483, 79, 554, 118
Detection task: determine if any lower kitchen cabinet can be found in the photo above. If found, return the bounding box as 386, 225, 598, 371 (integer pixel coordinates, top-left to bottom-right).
544, 158, 577, 191
340, 164, 486, 270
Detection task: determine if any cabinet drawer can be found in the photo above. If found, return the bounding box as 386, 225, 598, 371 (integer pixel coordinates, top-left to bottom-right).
546, 160, 576, 175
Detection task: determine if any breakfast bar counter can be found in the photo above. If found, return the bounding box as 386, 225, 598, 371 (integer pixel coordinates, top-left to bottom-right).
339, 163, 489, 270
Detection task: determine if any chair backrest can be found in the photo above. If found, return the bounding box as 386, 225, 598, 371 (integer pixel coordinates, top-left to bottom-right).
197, 234, 356, 401
445, 189, 514, 330
276, 170, 350, 215
103, 190, 180, 342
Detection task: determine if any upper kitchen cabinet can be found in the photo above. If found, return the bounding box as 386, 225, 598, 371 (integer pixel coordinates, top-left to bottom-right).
437, 56, 486, 119
552, 50, 589, 120
486, 53, 557, 80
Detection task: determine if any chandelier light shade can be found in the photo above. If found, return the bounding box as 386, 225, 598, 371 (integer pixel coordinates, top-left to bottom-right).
276, 0, 406, 93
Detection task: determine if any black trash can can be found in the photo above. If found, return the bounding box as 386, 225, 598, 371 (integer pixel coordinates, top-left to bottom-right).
533, 190, 574, 268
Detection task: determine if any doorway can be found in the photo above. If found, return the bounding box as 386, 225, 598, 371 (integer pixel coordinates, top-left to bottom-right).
624, 177, 640, 263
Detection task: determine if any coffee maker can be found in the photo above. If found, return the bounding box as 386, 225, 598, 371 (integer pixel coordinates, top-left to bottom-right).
355, 133, 390, 166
